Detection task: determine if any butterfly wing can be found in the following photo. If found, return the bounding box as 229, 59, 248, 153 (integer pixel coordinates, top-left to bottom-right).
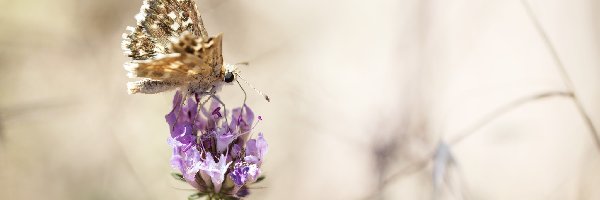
122, 0, 223, 94
125, 54, 194, 80
171, 33, 224, 77
121, 0, 209, 60
126, 33, 223, 80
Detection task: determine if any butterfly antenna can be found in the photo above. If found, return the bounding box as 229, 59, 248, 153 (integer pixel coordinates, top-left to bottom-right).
235, 73, 270, 102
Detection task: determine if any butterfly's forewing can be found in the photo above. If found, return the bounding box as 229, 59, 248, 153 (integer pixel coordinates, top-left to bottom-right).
122, 26, 164, 60
121, 0, 208, 61
177, 0, 209, 39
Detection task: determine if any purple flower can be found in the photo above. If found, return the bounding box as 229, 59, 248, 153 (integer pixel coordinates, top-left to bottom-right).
235, 186, 250, 197
164, 92, 268, 198
245, 133, 268, 165
230, 162, 260, 186
198, 100, 221, 130
165, 91, 198, 144
229, 105, 254, 134
165, 91, 183, 127
197, 152, 231, 193
231, 144, 242, 159
215, 129, 236, 153
212, 107, 222, 118
168, 136, 202, 189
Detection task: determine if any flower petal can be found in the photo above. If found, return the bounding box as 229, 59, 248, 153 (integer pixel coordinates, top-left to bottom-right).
215, 130, 236, 153
245, 133, 268, 165
198, 152, 232, 193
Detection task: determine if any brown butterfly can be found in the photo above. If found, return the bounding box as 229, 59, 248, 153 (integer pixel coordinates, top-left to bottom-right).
122, 0, 269, 101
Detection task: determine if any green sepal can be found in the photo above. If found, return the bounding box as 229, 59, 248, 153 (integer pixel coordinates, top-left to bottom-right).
188, 192, 207, 200
223, 196, 240, 200
171, 172, 185, 182
254, 176, 266, 183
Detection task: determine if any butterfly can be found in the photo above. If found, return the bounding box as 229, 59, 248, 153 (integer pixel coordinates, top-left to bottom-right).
122, 0, 268, 101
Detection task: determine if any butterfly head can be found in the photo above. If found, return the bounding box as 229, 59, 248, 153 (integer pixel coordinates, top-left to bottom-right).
223, 63, 238, 83
224, 62, 270, 102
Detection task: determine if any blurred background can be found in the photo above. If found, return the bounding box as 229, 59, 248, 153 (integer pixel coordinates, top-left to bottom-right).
1, 0, 599, 199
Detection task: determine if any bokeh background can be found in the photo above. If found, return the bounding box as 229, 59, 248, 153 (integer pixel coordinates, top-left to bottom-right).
1, 0, 599, 199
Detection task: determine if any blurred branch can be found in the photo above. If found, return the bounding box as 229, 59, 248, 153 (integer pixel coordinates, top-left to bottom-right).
361, 90, 572, 199
521, 0, 600, 150
448, 91, 572, 145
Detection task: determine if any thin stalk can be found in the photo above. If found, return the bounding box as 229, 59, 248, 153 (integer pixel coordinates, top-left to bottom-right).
521, 0, 600, 150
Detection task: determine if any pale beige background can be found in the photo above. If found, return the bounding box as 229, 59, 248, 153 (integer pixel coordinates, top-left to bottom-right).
0, 0, 599, 199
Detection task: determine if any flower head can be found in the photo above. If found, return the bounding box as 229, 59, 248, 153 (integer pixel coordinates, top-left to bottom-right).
166, 92, 268, 199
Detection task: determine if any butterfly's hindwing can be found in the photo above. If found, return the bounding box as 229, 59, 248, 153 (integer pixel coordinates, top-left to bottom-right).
126, 54, 192, 80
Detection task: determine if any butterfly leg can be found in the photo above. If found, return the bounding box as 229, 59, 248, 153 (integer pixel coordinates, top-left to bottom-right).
197, 86, 218, 105
194, 87, 228, 126
198, 86, 230, 126
235, 79, 248, 107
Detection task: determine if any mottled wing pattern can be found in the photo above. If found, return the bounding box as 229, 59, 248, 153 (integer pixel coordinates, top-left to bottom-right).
122, 0, 221, 94
177, 0, 209, 39
122, 26, 164, 60
127, 32, 223, 80
125, 54, 195, 80
171, 33, 224, 77
121, 0, 208, 60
